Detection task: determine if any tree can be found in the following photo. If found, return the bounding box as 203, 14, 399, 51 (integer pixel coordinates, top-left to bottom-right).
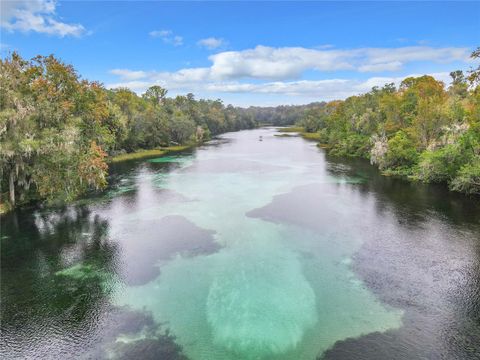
450, 158, 480, 194
168, 112, 196, 144
143, 86, 168, 106
468, 47, 480, 86
0, 53, 109, 207
449, 70, 468, 98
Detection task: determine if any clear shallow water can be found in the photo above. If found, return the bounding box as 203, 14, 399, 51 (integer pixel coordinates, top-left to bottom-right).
1, 128, 480, 359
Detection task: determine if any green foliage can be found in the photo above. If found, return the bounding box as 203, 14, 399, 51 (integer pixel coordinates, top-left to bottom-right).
415, 145, 462, 183
300, 132, 322, 141
277, 126, 304, 133
450, 157, 480, 195
168, 113, 196, 144
237, 103, 326, 126
329, 134, 370, 158
0, 53, 257, 209
384, 131, 418, 171
0, 53, 110, 207
110, 149, 167, 163
291, 47, 480, 194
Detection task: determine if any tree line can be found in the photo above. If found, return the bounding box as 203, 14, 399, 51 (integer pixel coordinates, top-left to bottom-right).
236, 102, 326, 126
2, 49, 479, 210
295, 49, 480, 195
0, 53, 257, 209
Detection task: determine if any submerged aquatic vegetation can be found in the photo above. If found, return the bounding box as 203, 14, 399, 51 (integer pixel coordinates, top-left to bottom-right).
56, 262, 118, 293
206, 244, 317, 357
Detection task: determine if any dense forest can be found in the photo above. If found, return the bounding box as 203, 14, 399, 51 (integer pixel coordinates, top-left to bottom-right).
1, 49, 479, 212
236, 103, 326, 126
293, 48, 480, 195
0, 53, 257, 210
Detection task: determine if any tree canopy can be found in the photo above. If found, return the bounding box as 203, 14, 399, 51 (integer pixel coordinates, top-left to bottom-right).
293, 48, 480, 195
0, 53, 257, 209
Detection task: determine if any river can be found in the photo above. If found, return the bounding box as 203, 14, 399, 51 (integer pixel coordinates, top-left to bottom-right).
1, 127, 479, 359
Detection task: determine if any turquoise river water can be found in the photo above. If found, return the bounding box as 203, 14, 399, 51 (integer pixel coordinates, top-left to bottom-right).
1, 127, 480, 359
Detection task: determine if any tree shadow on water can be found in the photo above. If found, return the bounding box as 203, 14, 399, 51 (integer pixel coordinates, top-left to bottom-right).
1, 206, 188, 359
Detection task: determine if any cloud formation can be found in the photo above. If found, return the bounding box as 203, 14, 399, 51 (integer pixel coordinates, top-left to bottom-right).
207, 45, 470, 80
108, 45, 469, 105
107, 70, 452, 105
0, 0, 85, 37
150, 29, 183, 46
197, 37, 226, 49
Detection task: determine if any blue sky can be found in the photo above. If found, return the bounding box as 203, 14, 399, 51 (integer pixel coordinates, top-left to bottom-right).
1, 1, 479, 106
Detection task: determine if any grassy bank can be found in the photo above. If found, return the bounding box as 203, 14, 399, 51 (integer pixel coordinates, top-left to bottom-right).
300, 132, 322, 141
276, 126, 323, 141
109, 144, 194, 163
274, 133, 297, 137
277, 126, 304, 133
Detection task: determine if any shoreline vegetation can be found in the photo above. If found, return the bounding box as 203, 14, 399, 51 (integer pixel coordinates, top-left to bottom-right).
276, 127, 326, 142
1, 48, 479, 213
274, 48, 480, 195
109, 144, 195, 163
0, 53, 257, 212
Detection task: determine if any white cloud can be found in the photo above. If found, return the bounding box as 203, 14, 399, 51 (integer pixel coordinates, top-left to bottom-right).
113, 45, 467, 83
206, 45, 470, 80
106, 44, 470, 105
107, 69, 453, 104
197, 37, 226, 49
172, 35, 183, 46
107, 45, 469, 86
209, 46, 354, 80
110, 69, 148, 81
149, 30, 172, 38
358, 61, 403, 72
204, 72, 452, 98
0, 0, 85, 37
149, 29, 183, 46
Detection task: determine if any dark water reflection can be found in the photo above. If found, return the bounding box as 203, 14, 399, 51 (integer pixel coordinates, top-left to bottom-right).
1, 128, 479, 359
324, 157, 480, 359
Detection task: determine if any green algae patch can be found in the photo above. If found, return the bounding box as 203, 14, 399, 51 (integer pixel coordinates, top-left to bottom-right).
148, 155, 188, 163
55, 262, 118, 294
56, 263, 97, 279
56, 263, 110, 281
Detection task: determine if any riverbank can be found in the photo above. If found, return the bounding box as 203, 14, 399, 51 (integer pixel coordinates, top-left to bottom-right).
3, 127, 479, 359
277, 126, 322, 141
275, 127, 479, 196
0, 144, 199, 215
109, 144, 195, 163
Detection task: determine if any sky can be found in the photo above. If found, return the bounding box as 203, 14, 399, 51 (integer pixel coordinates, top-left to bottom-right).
1, 1, 479, 106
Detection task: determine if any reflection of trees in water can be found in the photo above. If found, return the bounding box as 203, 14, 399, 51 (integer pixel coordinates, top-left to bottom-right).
103, 158, 190, 204
1, 206, 118, 350
87, 306, 189, 360
321, 156, 480, 360
324, 155, 480, 226
1, 206, 189, 359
